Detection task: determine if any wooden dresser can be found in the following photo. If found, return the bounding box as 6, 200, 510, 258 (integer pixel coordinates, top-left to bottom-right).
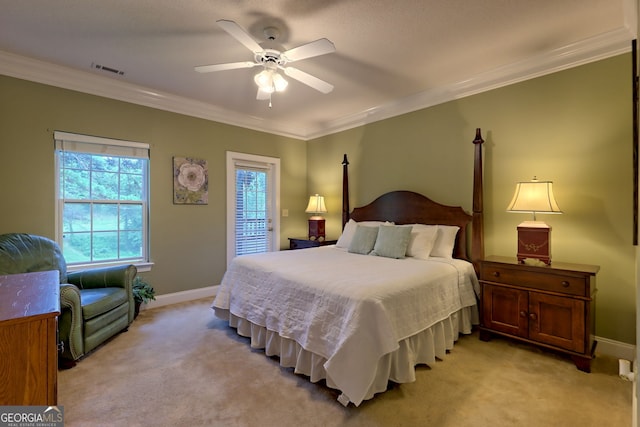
479, 255, 599, 372
0, 270, 60, 405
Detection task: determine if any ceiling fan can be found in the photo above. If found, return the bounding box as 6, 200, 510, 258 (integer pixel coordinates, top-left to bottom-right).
195, 20, 336, 104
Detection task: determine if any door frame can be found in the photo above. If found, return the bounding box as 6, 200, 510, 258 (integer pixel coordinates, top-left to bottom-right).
226, 151, 280, 266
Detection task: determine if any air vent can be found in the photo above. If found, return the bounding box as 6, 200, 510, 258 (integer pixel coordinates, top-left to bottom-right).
91, 62, 125, 76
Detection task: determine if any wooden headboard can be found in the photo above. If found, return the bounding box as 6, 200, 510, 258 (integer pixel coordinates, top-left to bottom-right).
342, 129, 485, 268
349, 191, 472, 260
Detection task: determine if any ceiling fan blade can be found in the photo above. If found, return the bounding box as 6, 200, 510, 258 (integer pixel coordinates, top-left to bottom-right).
257, 88, 271, 100
282, 38, 335, 62
217, 19, 263, 53
283, 67, 334, 94
194, 61, 258, 73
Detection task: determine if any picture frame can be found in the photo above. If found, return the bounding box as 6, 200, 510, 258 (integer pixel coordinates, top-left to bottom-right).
173, 156, 208, 205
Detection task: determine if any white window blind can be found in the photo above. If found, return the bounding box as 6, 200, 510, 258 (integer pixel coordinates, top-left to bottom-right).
54, 131, 149, 159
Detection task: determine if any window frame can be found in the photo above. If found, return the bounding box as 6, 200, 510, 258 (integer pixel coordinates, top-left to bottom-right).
54, 131, 152, 272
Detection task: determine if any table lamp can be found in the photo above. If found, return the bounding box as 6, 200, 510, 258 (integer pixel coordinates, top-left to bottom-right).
305, 194, 327, 241
507, 177, 562, 265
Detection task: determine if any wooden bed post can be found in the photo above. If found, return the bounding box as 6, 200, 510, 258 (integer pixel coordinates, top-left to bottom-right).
342, 154, 350, 230
472, 128, 485, 271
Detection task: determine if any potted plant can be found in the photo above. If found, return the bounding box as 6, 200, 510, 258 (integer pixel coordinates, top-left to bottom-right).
132, 276, 155, 318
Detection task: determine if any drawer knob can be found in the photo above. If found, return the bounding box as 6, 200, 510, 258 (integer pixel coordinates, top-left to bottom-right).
529, 313, 538, 321
519, 311, 527, 318
492, 271, 500, 278
561, 281, 570, 287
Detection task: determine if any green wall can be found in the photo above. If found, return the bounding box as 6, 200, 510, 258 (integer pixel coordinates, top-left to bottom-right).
0, 75, 309, 297
0, 52, 634, 344
309, 53, 635, 344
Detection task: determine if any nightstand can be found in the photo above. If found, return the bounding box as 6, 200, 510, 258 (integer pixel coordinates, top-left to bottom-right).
288, 237, 337, 250
479, 255, 599, 372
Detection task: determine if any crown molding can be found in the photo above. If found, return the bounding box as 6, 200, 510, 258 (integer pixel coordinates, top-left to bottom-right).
308, 26, 634, 140
0, 50, 308, 140
0, 24, 634, 141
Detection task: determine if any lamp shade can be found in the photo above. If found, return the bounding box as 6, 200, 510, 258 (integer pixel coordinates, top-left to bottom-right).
506, 177, 562, 217
272, 72, 288, 92
305, 194, 327, 214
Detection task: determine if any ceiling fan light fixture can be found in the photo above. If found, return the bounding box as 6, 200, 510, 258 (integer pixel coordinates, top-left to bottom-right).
254, 69, 287, 93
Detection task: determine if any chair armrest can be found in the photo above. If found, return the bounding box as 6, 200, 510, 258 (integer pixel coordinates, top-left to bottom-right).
60, 282, 81, 309
59, 283, 83, 360
67, 264, 137, 290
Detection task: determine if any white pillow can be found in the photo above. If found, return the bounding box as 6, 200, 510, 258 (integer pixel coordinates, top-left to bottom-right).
430, 225, 460, 258
336, 219, 357, 248
336, 219, 391, 248
406, 225, 438, 260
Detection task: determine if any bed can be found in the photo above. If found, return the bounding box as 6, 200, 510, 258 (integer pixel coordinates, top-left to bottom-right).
212, 129, 486, 406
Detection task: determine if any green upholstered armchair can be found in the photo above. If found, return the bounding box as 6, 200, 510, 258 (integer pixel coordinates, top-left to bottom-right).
0, 233, 136, 362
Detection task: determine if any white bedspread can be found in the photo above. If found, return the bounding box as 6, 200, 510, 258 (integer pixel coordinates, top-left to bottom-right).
212, 246, 479, 406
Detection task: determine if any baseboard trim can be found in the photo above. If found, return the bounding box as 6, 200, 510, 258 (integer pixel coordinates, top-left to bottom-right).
140, 285, 218, 311
595, 335, 636, 361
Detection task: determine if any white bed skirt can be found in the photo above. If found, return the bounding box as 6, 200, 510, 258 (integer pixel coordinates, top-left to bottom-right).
214, 305, 479, 406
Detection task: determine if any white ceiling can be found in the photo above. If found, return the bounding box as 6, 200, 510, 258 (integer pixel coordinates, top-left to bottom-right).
0, 0, 635, 140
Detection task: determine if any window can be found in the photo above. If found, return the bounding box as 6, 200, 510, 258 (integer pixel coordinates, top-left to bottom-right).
235, 166, 270, 256
54, 131, 150, 268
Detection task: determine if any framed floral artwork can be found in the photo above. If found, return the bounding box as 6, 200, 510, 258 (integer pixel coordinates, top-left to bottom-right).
173, 157, 208, 204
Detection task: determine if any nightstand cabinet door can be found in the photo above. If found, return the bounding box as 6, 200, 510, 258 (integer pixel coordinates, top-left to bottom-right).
529, 292, 585, 353
482, 284, 528, 338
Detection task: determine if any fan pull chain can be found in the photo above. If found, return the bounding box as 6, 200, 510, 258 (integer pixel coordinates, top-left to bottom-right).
269, 93, 272, 108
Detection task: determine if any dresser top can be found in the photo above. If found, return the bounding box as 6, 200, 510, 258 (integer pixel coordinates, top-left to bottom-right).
483, 255, 600, 275
0, 270, 60, 322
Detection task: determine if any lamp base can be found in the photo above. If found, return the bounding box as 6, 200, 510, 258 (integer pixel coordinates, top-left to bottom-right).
308, 217, 325, 241
517, 221, 551, 265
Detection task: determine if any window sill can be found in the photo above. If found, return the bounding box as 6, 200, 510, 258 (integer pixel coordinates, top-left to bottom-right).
66, 260, 154, 273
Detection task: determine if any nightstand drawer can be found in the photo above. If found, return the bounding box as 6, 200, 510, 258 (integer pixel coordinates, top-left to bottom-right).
481, 263, 588, 296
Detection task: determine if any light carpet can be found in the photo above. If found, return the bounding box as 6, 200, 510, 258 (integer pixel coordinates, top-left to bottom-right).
59, 298, 632, 426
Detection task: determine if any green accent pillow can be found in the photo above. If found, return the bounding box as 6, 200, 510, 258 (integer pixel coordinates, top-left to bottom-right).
348, 225, 379, 255
371, 225, 413, 259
